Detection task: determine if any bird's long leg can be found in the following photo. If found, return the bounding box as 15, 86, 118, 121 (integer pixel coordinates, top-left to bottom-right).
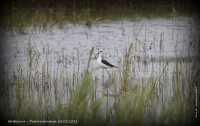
102, 68, 104, 77
102, 69, 104, 83
105, 69, 111, 76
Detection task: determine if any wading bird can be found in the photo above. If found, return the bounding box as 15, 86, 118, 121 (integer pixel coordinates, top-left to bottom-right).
97, 51, 118, 76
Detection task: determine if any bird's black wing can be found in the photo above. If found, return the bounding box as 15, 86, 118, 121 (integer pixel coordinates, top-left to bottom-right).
101, 59, 117, 68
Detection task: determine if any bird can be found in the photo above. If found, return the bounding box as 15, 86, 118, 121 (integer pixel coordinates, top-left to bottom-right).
97, 51, 118, 76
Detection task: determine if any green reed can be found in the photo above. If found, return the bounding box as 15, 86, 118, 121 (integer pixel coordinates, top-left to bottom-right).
0, 38, 198, 125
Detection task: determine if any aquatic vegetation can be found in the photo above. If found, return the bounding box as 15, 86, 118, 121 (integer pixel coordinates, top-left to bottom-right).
0, 40, 199, 125
0, 4, 199, 125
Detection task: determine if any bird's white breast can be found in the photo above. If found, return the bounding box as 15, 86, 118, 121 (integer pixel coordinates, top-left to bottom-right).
97, 56, 109, 69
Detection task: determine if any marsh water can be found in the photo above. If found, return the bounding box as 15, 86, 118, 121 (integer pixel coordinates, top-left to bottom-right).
1, 16, 199, 73
0, 15, 199, 118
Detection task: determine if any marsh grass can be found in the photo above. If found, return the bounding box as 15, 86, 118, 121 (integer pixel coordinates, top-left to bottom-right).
0, 8, 199, 125
0, 40, 198, 125
1, 5, 197, 36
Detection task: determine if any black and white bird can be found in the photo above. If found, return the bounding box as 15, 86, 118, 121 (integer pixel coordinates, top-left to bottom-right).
97, 51, 118, 76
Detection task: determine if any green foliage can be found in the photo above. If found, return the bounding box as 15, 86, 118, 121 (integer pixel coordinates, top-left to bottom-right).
0, 35, 197, 125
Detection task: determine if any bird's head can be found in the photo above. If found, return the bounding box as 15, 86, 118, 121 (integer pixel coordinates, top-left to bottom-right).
97, 50, 103, 55
98, 51, 103, 58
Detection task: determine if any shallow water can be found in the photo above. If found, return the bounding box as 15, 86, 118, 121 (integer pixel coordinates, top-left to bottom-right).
0, 16, 199, 78
1, 17, 199, 70
0, 16, 199, 112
